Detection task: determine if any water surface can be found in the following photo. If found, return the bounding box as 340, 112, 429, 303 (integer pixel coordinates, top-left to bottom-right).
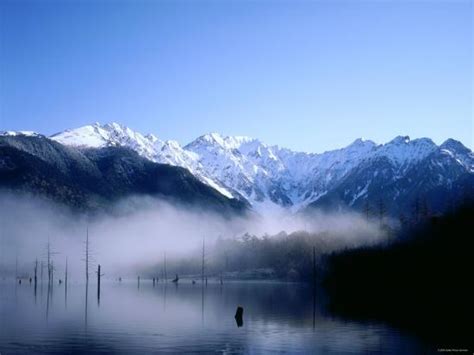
0, 279, 433, 354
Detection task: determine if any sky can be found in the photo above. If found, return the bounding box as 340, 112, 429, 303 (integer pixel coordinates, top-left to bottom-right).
0, 0, 472, 153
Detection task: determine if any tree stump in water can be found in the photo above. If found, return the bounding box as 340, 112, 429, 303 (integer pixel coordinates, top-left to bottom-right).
235, 306, 244, 327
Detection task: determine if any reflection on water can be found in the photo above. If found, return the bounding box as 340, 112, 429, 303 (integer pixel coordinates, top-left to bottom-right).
0, 279, 433, 354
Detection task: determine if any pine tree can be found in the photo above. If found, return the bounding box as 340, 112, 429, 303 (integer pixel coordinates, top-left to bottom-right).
378, 199, 386, 228
412, 197, 420, 224
420, 197, 430, 220
363, 199, 371, 221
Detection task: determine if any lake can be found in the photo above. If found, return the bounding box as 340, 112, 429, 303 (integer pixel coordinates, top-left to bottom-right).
0, 279, 435, 354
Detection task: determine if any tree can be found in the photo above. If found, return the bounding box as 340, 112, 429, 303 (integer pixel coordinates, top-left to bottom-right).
378, 199, 386, 227
363, 199, 371, 221
85, 227, 89, 282
420, 196, 430, 220
399, 213, 407, 228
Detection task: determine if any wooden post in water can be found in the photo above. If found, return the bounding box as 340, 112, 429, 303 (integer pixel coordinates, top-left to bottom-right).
34, 259, 38, 290
137, 276, 140, 289
312, 246, 316, 287
97, 264, 102, 301
153, 277, 155, 287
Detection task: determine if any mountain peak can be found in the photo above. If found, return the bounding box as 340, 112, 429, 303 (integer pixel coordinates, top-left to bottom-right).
440, 138, 471, 153
388, 135, 410, 145
348, 138, 377, 149
103, 121, 125, 130
187, 132, 255, 150
202, 132, 225, 145
4, 122, 474, 212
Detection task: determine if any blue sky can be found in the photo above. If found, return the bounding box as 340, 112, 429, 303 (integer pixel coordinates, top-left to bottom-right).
0, 0, 472, 152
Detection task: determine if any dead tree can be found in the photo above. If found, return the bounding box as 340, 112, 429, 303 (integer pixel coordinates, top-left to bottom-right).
163, 252, 167, 282
85, 227, 90, 283
47, 241, 51, 283
34, 259, 38, 289
201, 238, 205, 286
65, 257, 68, 289
97, 264, 104, 301
65, 257, 68, 306
45, 240, 58, 286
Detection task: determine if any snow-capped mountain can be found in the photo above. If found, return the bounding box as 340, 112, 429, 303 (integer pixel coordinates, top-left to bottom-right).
0, 133, 249, 215
51, 123, 236, 199
6, 122, 473, 215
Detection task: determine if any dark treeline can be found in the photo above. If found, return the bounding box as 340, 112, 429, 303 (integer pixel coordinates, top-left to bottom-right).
212, 232, 325, 280
322, 203, 474, 347
147, 228, 385, 281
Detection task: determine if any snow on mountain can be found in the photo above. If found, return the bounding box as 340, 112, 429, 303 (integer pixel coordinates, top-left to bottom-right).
51, 123, 235, 199
13, 122, 473, 212
373, 136, 437, 169
0, 130, 39, 137
439, 138, 474, 172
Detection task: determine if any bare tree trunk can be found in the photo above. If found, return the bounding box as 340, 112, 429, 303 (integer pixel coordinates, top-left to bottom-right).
34, 259, 38, 286
65, 257, 68, 307
34, 258, 38, 296
164, 252, 167, 282
201, 238, 205, 285
97, 264, 101, 301
85, 227, 89, 283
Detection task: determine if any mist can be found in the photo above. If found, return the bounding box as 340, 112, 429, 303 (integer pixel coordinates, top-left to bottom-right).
0, 192, 388, 281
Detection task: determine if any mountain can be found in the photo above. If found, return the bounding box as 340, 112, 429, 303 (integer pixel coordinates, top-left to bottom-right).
50, 123, 240, 200
3, 123, 473, 217
0, 134, 249, 215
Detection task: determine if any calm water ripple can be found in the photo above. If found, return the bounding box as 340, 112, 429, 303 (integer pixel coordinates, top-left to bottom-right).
0, 280, 434, 354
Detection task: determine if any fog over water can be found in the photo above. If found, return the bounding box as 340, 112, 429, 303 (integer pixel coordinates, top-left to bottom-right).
0, 192, 387, 279
1, 192, 435, 354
